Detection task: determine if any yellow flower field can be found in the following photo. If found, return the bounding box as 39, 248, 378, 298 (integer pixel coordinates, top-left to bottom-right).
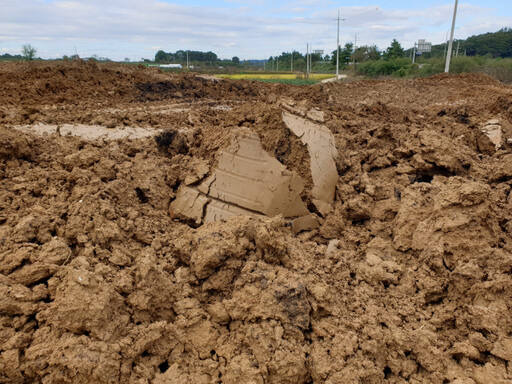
218, 73, 335, 80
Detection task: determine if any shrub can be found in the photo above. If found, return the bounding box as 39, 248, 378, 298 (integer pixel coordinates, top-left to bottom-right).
357, 58, 413, 77
357, 56, 512, 83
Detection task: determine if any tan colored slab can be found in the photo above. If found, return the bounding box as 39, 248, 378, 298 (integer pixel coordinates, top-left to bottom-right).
202, 128, 309, 218
171, 128, 310, 226
170, 186, 209, 225
282, 112, 338, 215
14, 124, 160, 141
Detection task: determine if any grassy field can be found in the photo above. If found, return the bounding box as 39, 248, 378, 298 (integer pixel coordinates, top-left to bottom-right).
217, 72, 335, 84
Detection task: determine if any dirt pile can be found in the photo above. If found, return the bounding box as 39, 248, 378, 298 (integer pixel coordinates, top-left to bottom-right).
1, 63, 512, 383
0, 61, 265, 128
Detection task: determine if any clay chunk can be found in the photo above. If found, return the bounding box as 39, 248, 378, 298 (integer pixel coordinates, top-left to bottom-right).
205, 128, 309, 218
170, 186, 209, 225
282, 111, 338, 215
480, 119, 503, 151
171, 128, 309, 225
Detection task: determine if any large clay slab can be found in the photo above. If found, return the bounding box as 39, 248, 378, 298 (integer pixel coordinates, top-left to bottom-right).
203, 128, 309, 218
171, 128, 309, 225
282, 112, 338, 215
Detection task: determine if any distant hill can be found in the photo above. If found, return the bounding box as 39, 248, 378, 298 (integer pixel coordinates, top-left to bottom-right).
465, 28, 512, 57
0, 53, 23, 61
424, 28, 512, 58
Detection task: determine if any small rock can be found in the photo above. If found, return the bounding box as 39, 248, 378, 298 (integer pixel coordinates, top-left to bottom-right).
480, 120, 503, 150
291, 214, 319, 235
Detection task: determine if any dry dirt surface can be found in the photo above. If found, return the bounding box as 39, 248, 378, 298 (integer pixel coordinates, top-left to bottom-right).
1, 61, 512, 383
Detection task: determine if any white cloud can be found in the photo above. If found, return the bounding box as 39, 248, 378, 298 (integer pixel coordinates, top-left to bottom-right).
0, 0, 510, 60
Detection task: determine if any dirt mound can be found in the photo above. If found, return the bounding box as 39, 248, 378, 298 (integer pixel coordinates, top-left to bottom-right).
135, 77, 260, 102
0, 61, 265, 128
1, 63, 512, 383
0, 61, 154, 106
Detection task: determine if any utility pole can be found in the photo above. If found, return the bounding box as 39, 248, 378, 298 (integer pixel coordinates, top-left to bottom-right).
353, 33, 357, 68
306, 43, 309, 78
186, 51, 189, 69
336, 9, 346, 79
456, 40, 460, 57
412, 43, 417, 64
445, 0, 459, 73
309, 44, 313, 74
291, 51, 293, 72
336, 10, 340, 78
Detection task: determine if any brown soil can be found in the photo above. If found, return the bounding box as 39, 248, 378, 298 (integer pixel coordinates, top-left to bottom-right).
1, 61, 512, 383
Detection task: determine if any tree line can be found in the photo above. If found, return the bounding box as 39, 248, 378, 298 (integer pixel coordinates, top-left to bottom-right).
267, 27, 512, 71
155, 50, 218, 63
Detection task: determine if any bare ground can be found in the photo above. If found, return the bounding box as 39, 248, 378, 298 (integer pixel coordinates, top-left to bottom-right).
1, 61, 512, 383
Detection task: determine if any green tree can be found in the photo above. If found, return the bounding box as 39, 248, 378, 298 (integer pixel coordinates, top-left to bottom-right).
353, 45, 381, 62
267, 51, 306, 71
155, 50, 169, 63
21, 44, 37, 61
384, 39, 405, 59
331, 43, 353, 67
465, 28, 512, 58
232, 56, 240, 64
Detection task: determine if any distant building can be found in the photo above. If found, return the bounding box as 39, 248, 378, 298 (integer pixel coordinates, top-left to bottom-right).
153, 64, 183, 69
417, 40, 432, 54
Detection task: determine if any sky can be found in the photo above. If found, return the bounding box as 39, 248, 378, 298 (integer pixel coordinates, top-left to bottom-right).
0, 0, 511, 61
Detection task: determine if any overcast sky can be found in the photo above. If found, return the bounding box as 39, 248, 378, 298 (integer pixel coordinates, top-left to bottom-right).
0, 0, 511, 60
